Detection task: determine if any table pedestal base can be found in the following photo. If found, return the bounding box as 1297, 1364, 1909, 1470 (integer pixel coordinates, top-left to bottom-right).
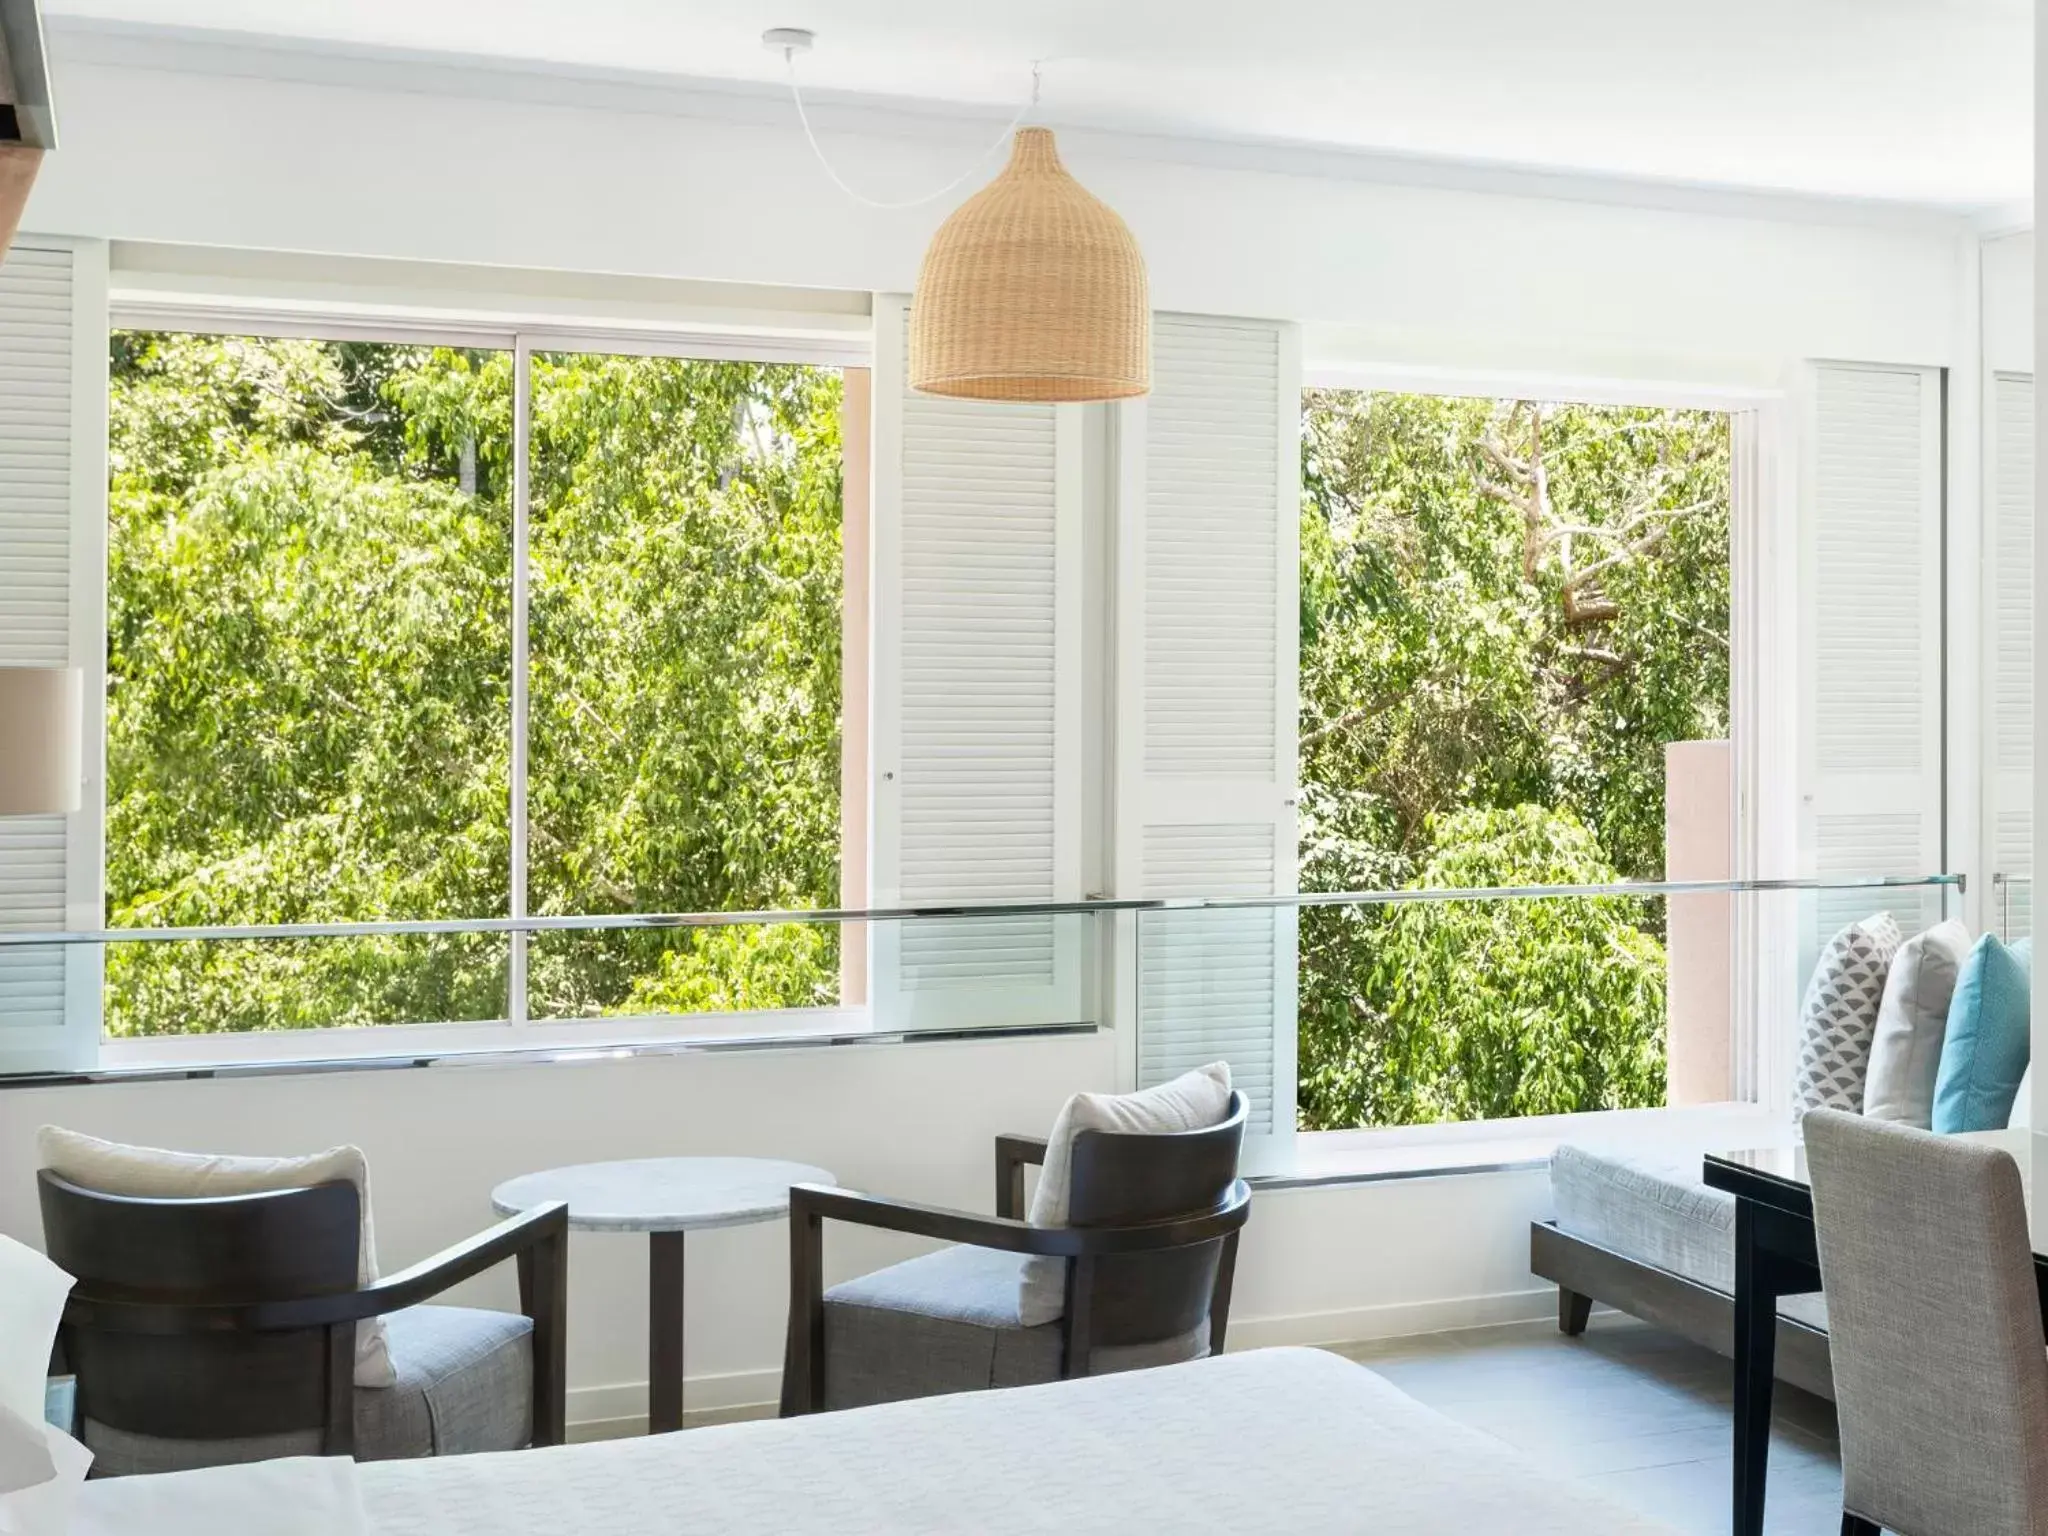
649, 1231, 686, 1435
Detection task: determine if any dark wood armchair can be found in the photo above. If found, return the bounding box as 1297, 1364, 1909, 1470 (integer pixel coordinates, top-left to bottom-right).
783, 1092, 1251, 1415
39, 1170, 568, 1473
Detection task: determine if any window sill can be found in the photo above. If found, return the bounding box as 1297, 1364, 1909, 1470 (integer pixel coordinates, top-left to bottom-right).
5, 1012, 1101, 1088
1252, 1102, 1791, 1190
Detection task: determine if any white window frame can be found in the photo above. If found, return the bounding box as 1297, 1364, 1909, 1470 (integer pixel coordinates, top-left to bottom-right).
95, 300, 882, 1069
1982, 368, 2033, 942
1291, 362, 1792, 1158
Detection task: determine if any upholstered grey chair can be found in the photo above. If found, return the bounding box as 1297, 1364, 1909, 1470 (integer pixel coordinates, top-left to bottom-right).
39, 1170, 568, 1475
1803, 1109, 2048, 1536
782, 1092, 1251, 1414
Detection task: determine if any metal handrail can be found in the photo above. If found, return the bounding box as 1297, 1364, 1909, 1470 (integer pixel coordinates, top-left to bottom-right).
0, 872, 1964, 948
1991, 870, 2032, 936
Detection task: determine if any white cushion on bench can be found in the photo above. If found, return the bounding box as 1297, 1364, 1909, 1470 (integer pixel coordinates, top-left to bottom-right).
1553, 1143, 1738, 1291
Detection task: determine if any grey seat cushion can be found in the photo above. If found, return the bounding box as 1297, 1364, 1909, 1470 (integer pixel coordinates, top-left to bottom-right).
85, 1305, 533, 1477
822, 1244, 1209, 1412
1551, 1143, 1825, 1327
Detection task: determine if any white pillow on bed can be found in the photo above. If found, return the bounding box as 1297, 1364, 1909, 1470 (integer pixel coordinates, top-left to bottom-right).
0, 1238, 72, 1433
71, 1455, 365, 1536
0, 1239, 88, 1536
0, 1403, 92, 1536
1018, 1063, 1234, 1328
35, 1127, 394, 1389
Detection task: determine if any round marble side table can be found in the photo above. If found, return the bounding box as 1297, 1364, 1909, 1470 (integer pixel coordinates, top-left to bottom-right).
491, 1156, 834, 1435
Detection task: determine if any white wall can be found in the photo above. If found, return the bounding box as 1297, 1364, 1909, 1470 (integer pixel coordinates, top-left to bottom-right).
1986, 231, 2035, 375
1, 23, 1996, 1425
27, 26, 1971, 388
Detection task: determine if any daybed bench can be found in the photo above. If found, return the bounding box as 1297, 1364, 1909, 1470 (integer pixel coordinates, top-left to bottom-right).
1530, 1141, 1834, 1400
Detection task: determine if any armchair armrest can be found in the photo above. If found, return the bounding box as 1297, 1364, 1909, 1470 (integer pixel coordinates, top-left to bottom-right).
357, 1202, 568, 1315
994, 1134, 1049, 1220
794, 1183, 1246, 1258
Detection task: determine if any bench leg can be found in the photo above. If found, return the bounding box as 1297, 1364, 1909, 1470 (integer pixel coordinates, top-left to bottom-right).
1558, 1286, 1593, 1336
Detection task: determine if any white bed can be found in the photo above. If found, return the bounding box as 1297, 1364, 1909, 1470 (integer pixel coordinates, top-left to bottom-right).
75, 1348, 1671, 1535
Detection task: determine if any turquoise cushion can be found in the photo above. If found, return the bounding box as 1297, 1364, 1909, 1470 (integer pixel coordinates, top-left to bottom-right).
1931, 935, 2032, 1133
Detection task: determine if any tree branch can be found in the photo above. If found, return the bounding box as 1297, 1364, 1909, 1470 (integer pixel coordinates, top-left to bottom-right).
1302, 702, 1387, 750
526, 821, 636, 910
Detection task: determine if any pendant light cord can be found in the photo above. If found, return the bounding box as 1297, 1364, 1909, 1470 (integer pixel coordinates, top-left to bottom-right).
783, 47, 1042, 211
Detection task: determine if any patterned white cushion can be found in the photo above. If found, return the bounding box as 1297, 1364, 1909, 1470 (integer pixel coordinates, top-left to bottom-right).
35, 1126, 394, 1389
1792, 914, 1903, 1118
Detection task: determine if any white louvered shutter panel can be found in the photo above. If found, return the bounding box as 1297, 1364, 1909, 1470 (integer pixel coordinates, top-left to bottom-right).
867, 298, 1084, 1030
1119, 315, 1300, 1171
1799, 362, 1945, 965
1988, 372, 2033, 940
0, 241, 103, 1074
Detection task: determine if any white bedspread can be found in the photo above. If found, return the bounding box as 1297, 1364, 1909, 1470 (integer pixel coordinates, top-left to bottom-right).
72, 1349, 1670, 1534
357, 1347, 1667, 1535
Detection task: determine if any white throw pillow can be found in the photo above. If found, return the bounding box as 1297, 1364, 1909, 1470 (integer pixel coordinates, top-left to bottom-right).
1018, 1062, 1235, 1328
0, 1403, 56, 1500
2012, 1063, 2035, 1131
35, 1127, 394, 1389
68, 1453, 365, 1536
0, 1239, 73, 1433
0, 1405, 92, 1536
1864, 918, 1970, 1128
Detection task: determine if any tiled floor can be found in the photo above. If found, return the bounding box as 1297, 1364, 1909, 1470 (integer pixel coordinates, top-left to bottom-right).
1338, 1315, 1844, 1535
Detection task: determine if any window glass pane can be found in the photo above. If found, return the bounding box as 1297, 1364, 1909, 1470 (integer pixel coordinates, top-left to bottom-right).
525, 354, 843, 1019
105, 333, 513, 1033
1296, 392, 1731, 1128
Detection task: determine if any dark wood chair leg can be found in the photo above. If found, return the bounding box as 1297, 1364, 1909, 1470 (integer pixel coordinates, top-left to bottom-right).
1062, 1255, 1096, 1381
1558, 1285, 1593, 1336
1839, 1514, 1880, 1535
518, 1223, 569, 1447
781, 1202, 825, 1417
321, 1322, 356, 1457
1209, 1231, 1241, 1356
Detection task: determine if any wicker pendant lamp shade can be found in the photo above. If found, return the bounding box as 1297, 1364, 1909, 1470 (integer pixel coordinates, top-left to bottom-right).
909, 127, 1149, 402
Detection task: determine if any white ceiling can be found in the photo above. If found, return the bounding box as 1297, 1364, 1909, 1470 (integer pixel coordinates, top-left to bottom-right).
45, 0, 2036, 209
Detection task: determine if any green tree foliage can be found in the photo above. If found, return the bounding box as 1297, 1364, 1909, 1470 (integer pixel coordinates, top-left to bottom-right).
523, 351, 843, 1019
1301, 805, 1668, 1129
1297, 392, 1728, 1129
107, 343, 1721, 1128
105, 333, 842, 1034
